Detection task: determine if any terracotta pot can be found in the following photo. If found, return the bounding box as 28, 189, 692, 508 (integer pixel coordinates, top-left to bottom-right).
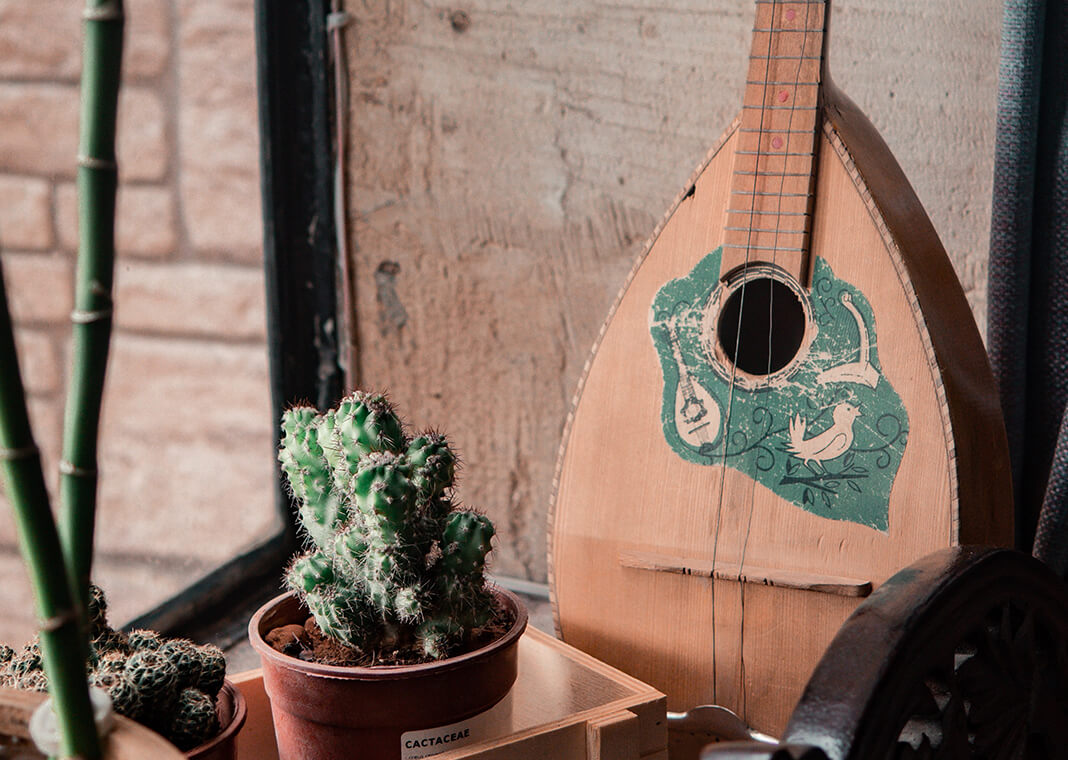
248, 588, 527, 760
186, 679, 248, 760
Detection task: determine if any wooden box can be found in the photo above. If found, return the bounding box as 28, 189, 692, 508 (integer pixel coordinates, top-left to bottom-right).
232, 627, 667, 760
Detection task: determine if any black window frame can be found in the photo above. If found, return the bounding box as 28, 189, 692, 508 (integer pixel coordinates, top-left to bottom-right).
125, 0, 342, 639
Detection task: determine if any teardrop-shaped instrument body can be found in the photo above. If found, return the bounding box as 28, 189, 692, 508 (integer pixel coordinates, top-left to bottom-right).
549, 4, 1012, 734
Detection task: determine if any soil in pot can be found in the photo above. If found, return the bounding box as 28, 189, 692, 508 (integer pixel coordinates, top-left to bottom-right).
249, 587, 527, 760
264, 595, 515, 668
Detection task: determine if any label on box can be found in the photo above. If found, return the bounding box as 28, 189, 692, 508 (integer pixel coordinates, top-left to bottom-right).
400, 694, 513, 759
401, 720, 479, 759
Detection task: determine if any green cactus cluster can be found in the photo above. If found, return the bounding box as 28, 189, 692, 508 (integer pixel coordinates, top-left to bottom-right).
0, 585, 224, 751
280, 391, 498, 661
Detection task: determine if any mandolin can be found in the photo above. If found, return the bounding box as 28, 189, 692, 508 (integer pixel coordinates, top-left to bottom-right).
549, 0, 1012, 736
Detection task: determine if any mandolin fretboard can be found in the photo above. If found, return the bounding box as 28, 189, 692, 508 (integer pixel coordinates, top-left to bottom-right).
722, 0, 827, 282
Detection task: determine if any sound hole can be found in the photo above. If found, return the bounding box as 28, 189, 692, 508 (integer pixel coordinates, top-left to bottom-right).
717, 277, 805, 375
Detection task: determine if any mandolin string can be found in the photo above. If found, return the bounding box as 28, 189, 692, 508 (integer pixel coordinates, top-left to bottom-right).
708, 0, 778, 705
736, 0, 820, 718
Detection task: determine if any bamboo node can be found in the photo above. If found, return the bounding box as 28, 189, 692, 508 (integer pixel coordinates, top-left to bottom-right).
59, 461, 98, 478
0, 445, 39, 462
82, 0, 124, 22
76, 154, 118, 171
38, 609, 79, 633
70, 307, 113, 325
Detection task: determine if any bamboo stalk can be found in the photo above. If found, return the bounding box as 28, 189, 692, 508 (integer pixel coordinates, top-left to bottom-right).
0, 266, 101, 758
58, 0, 125, 614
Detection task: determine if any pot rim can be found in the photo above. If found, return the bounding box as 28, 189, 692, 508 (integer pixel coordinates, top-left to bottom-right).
248, 585, 528, 682
185, 679, 248, 759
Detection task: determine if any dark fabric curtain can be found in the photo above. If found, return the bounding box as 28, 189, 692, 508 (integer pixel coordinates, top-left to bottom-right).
988, 0, 1068, 575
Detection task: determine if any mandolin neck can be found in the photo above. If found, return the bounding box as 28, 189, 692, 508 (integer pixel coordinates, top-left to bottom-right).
721, 0, 828, 284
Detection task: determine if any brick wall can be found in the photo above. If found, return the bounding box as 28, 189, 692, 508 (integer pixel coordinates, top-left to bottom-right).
0, 0, 275, 645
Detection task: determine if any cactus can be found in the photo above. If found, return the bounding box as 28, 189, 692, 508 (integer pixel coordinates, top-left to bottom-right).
166, 688, 219, 751
126, 629, 164, 652
280, 391, 499, 661
123, 650, 179, 712
0, 585, 227, 752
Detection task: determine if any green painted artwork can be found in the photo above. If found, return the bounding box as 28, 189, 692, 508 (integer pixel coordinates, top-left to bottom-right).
649, 247, 908, 531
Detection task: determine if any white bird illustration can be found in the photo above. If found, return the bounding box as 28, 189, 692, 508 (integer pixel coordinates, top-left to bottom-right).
787, 403, 861, 466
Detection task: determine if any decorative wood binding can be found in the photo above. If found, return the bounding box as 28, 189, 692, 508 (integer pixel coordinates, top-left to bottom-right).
618, 550, 872, 598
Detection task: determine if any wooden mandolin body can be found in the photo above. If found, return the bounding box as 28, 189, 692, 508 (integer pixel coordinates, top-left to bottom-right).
549, 83, 1012, 735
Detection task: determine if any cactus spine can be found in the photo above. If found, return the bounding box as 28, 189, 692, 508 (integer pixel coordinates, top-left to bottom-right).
280, 391, 498, 660
0, 585, 226, 752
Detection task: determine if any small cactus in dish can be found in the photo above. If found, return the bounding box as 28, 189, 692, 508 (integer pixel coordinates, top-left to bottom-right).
166, 688, 220, 751
280, 391, 499, 661
0, 585, 226, 751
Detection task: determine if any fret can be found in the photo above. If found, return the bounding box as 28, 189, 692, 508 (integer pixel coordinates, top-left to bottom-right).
725, 232, 809, 242
754, 0, 826, 4
727, 209, 810, 217
725, 227, 807, 235
735, 171, 812, 177
749, 55, 822, 60
745, 80, 819, 86
739, 136, 820, 149
737, 145, 820, 159
737, 124, 819, 139
737, 129, 820, 139
740, 115, 819, 129
743, 105, 819, 111
739, 128, 815, 134
723, 244, 806, 253
752, 27, 825, 33
732, 190, 813, 198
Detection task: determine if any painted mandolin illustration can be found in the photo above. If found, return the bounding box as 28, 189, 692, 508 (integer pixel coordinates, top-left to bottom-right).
666, 307, 723, 450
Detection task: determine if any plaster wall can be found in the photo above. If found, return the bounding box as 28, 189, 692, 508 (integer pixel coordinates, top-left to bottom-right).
344, 0, 1002, 583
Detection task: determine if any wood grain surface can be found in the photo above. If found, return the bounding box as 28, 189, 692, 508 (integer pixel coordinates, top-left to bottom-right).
339, 0, 1001, 585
